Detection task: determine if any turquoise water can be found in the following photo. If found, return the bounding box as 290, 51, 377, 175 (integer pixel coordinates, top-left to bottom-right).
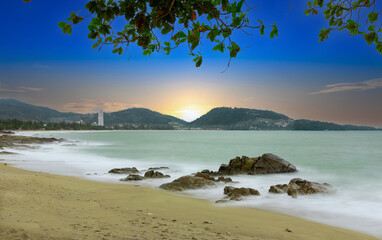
4, 130, 382, 238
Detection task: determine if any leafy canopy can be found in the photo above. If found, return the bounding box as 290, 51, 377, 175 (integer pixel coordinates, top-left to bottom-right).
24, 0, 382, 67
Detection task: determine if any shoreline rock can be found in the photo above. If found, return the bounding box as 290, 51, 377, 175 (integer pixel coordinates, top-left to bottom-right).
216, 154, 297, 175
144, 170, 170, 178
159, 176, 216, 191
222, 186, 261, 201
120, 174, 144, 181
108, 167, 139, 174
269, 178, 333, 198
0, 135, 62, 149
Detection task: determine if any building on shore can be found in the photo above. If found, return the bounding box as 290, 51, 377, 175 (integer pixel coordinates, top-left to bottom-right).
98, 108, 104, 126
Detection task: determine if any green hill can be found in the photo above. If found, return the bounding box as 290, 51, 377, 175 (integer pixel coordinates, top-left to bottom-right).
0, 99, 81, 122
290, 119, 376, 131
190, 107, 293, 130
81, 108, 186, 127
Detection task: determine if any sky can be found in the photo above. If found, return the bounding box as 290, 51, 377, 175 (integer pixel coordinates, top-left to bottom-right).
0, 0, 382, 126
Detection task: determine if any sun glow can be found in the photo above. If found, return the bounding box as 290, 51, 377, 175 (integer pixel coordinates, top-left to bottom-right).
178, 109, 202, 122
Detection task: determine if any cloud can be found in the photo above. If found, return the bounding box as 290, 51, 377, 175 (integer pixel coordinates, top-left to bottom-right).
62, 99, 142, 113
0, 88, 26, 93
18, 86, 44, 92
0, 85, 44, 93
310, 78, 382, 95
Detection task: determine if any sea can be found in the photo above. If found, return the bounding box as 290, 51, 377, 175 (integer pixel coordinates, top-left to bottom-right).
2, 130, 382, 238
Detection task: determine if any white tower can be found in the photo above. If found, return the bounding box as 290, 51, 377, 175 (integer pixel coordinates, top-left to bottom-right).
98, 108, 104, 126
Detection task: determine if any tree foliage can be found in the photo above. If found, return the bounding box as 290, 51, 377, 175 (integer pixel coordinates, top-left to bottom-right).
24, 0, 382, 67
304, 0, 382, 54
59, 0, 274, 68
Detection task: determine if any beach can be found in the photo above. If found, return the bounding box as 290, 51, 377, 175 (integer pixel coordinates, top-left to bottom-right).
0, 163, 378, 240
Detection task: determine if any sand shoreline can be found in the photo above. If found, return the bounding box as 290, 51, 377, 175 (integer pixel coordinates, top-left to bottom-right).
0, 163, 378, 240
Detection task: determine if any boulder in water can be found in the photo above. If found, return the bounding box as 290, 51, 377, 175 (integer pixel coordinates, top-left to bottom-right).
144, 170, 170, 178
120, 174, 144, 181
109, 167, 139, 174
159, 176, 216, 191
223, 186, 260, 201
217, 153, 296, 175
269, 178, 333, 198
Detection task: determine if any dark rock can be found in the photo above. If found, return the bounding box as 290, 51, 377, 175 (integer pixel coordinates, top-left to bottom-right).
144, 170, 170, 178
194, 172, 232, 183
109, 167, 139, 174
0, 130, 15, 134
217, 153, 296, 175
195, 172, 216, 181
216, 176, 232, 183
0, 135, 61, 149
223, 186, 260, 201
120, 174, 144, 181
269, 178, 333, 198
269, 184, 289, 193
0, 151, 17, 155
147, 167, 169, 171
159, 176, 216, 191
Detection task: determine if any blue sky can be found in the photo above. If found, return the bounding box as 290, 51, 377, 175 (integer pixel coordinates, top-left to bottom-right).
0, 0, 381, 126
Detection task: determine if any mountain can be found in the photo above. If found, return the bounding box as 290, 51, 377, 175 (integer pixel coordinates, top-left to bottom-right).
190, 107, 293, 130
80, 108, 186, 127
0, 99, 186, 127
0, 99, 81, 122
189, 107, 377, 130
0, 99, 377, 130
290, 119, 376, 131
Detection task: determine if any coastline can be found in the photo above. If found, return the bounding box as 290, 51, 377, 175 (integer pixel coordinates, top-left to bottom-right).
0, 163, 378, 240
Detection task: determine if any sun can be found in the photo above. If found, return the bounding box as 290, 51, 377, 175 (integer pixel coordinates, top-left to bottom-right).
178, 109, 202, 122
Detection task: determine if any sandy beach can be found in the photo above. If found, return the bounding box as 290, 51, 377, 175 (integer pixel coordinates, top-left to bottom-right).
0, 163, 378, 240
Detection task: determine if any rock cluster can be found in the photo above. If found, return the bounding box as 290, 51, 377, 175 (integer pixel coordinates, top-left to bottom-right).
223, 186, 260, 201
120, 174, 144, 181
144, 170, 170, 178
159, 176, 216, 191
195, 172, 232, 183
217, 153, 296, 175
108, 167, 139, 174
0, 135, 62, 149
269, 178, 333, 198
147, 167, 169, 171
109, 167, 171, 181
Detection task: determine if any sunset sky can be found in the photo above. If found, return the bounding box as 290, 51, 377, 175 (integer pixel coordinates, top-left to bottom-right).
1, 1, 382, 126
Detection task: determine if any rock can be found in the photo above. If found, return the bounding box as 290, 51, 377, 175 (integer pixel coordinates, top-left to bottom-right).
269, 184, 289, 193
194, 172, 232, 183
144, 170, 170, 178
216, 176, 232, 183
215, 199, 229, 204
109, 167, 139, 174
0, 135, 61, 149
0, 151, 17, 154
195, 172, 215, 181
159, 176, 216, 191
0, 130, 14, 134
223, 186, 260, 201
217, 153, 296, 175
120, 174, 144, 181
269, 178, 333, 198
147, 167, 169, 171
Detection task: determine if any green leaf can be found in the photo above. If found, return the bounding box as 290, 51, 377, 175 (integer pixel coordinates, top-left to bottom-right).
58, 22, 66, 28
143, 49, 151, 56
195, 56, 203, 67
368, 12, 378, 24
